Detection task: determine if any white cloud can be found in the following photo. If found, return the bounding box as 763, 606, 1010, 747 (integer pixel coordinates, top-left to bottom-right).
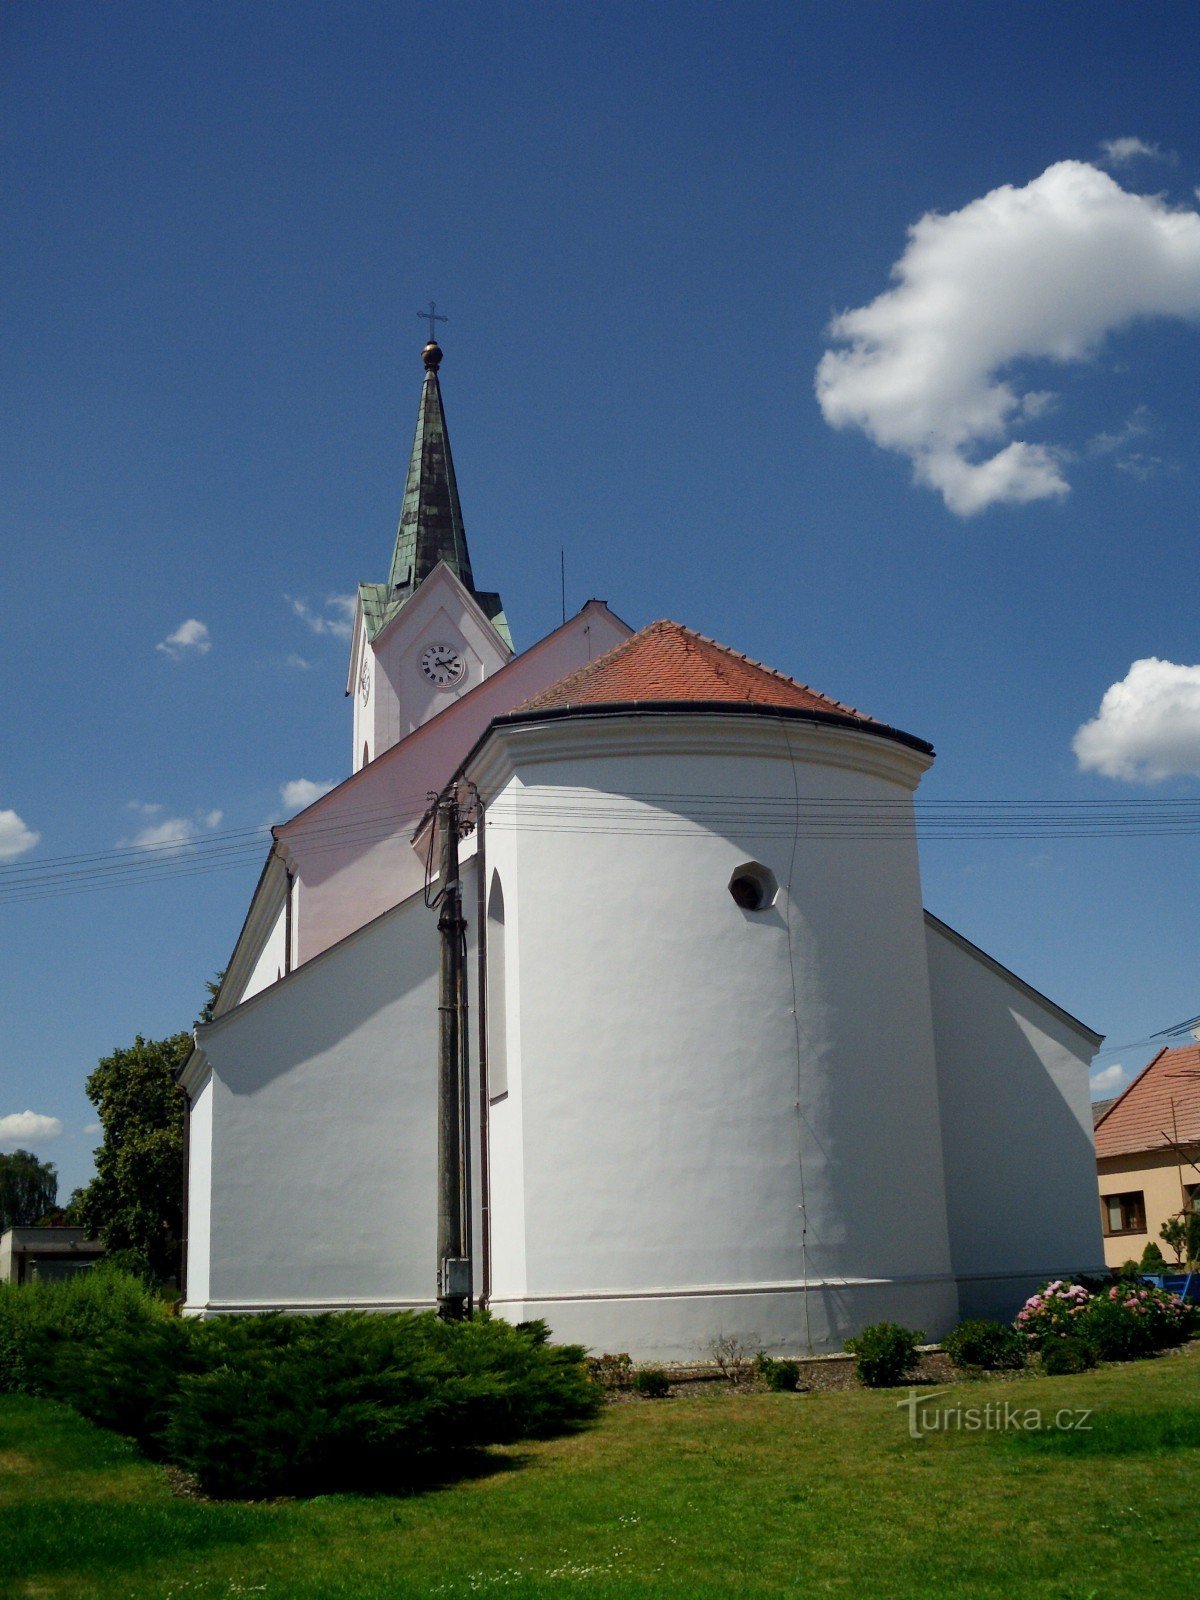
156, 618, 211, 658
83, 1121, 102, 1136
280, 778, 336, 813
1088, 405, 1151, 456
0, 809, 39, 861
1099, 137, 1173, 168
0, 1110, 64, 1147
120, 808, 224, 854
815, 161, 1200, 514
1090, 1063, 1128, 1096
125, 801, 164, 817
1074, 658, 1200, 781
285, 654, 312, 671
286, 594, 355, 642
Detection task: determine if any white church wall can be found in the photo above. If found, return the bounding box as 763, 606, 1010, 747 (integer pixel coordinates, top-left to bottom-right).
184, 1069, 213, 1307
480, 856, 528, 1307
924, 914, 1106, 1321
241, 900, 288, 1002
271, 602, 631, 970
187, 885, 446, 1313
473, 712, 959, 1359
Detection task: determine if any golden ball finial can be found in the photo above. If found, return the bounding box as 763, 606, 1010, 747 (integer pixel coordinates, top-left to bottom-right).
422, 340, 443, 371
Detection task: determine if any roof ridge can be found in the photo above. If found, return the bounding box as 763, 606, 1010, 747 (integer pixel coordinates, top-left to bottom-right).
1093, 1046, 1165, 1131
663, 619, 874, 723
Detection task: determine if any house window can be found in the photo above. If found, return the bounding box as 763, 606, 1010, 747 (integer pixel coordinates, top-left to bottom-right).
1102, 1191, 1146, 1235
1186, 1183, 1200, 1213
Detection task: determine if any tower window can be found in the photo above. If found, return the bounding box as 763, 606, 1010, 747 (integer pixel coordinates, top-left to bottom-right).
728, 861, 778, 913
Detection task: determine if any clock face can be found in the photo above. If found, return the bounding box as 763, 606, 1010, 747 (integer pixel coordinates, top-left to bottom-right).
359, 658, 371, 704
420, 642, 466, 687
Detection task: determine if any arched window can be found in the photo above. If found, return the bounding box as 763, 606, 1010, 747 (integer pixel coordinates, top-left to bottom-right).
487, 872, 508, 1100
362, 743, 369, 769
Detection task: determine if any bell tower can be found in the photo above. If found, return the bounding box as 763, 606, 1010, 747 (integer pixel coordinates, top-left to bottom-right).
346, 335, 512, 769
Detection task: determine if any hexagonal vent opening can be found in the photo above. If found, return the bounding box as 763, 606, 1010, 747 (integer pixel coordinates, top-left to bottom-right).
728, 861, 779, 912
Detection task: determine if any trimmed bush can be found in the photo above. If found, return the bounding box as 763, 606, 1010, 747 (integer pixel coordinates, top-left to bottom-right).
0, 1267, 166, 1395
844, 1323, 923, 1388
1, 1274, 600, 1499
943, 1319, 1026, 1373
167, 1311, 600, 1498
633, 1368, 671, 1399
763, 1358, 801, 1392
1041, 1337, 1096, 1376
1139, 1241, 1168, 1273
586, 1352, 633, 1391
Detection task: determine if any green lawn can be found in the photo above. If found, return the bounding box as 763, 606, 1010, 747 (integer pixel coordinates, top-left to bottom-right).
3, 1347, 1198, 1600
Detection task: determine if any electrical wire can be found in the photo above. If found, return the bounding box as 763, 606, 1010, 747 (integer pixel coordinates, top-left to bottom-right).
3, 788, 1200, 906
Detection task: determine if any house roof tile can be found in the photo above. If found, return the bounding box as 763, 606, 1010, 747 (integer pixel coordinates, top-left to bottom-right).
1093, 1044, 1200, 1158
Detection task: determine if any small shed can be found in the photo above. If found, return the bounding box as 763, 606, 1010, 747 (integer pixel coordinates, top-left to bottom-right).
0, 1227, 106, 1285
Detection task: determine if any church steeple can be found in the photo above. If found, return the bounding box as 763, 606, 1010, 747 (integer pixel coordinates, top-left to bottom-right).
388, 341, 475, 598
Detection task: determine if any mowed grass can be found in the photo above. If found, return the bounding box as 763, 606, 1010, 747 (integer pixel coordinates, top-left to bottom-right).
3, 1346, 1199, 1600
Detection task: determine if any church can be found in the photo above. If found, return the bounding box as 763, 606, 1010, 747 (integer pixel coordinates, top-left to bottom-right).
180, 338, 1106, 1358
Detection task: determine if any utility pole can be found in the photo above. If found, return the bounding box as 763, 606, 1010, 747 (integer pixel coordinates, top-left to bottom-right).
436, 786, 470, 1319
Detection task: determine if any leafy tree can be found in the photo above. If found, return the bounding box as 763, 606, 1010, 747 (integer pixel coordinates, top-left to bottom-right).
78, 1034, 191, 1283
197, 970, 226, 1027
0, 1150, 58, 1232
1161, 1210, 1200, 1271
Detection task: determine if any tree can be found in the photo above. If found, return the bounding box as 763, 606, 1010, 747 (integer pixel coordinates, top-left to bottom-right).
1161, 1210, 1200, 1271
0, 1149, 58, 1232
78, 1032, 191, 1283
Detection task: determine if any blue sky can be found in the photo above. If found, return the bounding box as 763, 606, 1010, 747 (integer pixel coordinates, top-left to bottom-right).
4, 1, 1200, 1193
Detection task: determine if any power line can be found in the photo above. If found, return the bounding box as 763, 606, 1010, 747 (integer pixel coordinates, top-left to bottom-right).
2, 789, 1197, 907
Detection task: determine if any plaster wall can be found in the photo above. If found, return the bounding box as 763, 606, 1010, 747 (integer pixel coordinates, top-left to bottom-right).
476, 713, 958, 1358
242, 902, 288, 1001
185, 1072, 213, 1306
187, 886, 448, 1312
1096, 1148, 1199, 1269
274, 603, 630, 969
924, 917, 1105, 1319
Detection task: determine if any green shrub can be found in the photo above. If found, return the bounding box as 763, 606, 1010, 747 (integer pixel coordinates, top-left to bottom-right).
166, 1311, 600, 1498
943, 1319, 1026, 1372
586, 1351, 633, 1391
1139, 1241, 1168, 1273
844, 1322, 923, 1388
0, 1269, 166, 1395
1017, 1278, 1197, 1364
763, 1358, 801, 1392
1041, 1337, 1097, 1375
633, 1368, 671, 1399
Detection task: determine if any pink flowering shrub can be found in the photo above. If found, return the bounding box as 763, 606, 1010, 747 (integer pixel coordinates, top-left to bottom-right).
1015, 1281, 1091, 1348
1016, 1278, 1198, 1361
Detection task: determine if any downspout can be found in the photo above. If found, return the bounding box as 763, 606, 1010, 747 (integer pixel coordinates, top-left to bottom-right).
475, 797, 492, 1309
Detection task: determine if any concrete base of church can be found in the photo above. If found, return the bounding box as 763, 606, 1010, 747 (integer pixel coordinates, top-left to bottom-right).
489, 1277, 963, 1361
182, 1266, 1108, 1358
954, 1266, 1109, 1326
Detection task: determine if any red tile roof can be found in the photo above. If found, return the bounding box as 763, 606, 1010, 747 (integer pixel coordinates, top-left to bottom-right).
516, 620, 928, 749
1094, 1044, 1200, 1158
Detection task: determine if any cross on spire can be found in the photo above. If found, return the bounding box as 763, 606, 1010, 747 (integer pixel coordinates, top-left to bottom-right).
418, 300, 447, 342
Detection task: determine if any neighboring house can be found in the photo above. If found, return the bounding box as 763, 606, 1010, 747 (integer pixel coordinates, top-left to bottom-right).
1093, 1043, 1200, 1269
0, 1227, 105, 1285
179, 338, 1106, 1360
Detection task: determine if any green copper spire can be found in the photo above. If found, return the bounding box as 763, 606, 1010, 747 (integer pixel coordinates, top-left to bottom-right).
359, 339, 509, 648
388, 341, 474, 594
